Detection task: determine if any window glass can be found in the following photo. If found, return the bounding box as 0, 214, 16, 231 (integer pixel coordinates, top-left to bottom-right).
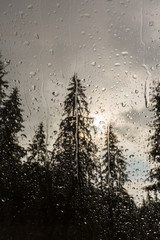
0, 0, 159, 239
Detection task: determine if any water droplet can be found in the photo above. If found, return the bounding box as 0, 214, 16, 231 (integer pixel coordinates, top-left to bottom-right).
121, 51, 128, 56
114, 63, 120, 66
34, 33, 39, 39
30, 71, 36, 77
125, 28, 130, 32
91, 61, 96, 66
4, 59, 10, 66
49, 48, 54, 55
132, 74, 137, 79
24, 41, 30, 46
48, 63, 52, 67
121, 102, 127, 107
52, 91, 59, 97
149, 21, 154, 27
99, 121, 105, 124
19, 11, 24, 19
83, 13, 91, 18
27, 4, 33, 9
32, 85, 36, 90
32, 97, 38, 102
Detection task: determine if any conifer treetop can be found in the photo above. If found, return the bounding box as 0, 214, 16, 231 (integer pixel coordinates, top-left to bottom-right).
64, 74, 89, 117
0, 53, 8, 104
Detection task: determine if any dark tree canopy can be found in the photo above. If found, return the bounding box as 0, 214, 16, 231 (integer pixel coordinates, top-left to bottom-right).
0, 87, 25, 166
64, 73, 89, 116
53, 74, 97, 189
27, 122, 47, 165
147, 82, 160, 192
102, 123, 128, 191
0, 53, 8, 105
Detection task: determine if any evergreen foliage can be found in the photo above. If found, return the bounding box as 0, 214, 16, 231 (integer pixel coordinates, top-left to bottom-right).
53, 74, 97, 190
102, 123, 127, 191
0, 87, 25, 166
27, 122, 47, 164
147, 82, 160, 192
0, 87, 25, 227
0, 54, 8, 105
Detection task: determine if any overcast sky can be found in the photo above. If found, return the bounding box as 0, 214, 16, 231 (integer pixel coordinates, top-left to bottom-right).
0, 0, 160, 204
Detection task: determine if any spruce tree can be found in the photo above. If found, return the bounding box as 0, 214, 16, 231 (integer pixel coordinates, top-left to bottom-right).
27, 122, 47, 165
52, 74, 97, 236
0, 87, 25, 224
22, 122, 52, 225
0, 53, 8, 106
0, 54, 9, 224
147, 82, 160, 192
0, 87, 25, 168
0, 53, 8, 156
101, 123, 133, 239
102, 123, 127, 191
53, 74, 97, 190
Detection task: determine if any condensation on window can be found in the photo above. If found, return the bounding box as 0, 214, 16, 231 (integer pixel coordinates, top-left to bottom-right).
0, 0, 160, 239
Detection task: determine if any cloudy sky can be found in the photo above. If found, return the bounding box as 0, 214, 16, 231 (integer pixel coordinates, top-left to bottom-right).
0, 0, 160, 204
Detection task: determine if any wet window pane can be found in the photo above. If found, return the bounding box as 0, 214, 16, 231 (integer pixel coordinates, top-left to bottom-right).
0, 0, 160, 239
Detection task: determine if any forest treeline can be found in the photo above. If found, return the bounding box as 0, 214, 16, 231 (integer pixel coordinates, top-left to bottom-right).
0, 53, 160, 240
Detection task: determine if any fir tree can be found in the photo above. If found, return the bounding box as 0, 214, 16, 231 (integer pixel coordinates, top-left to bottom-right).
101, 123, 132, 239
0, 53, 8, 106
52, 74, 97, 237
102, 123, 127, 191
27, 122, 47, 165
147, 82, 160, 192
139, 195, 160, 239
0, 87, 25, 167
53, 74, 97, 189
0, 53, 8, 157
0, 54, 9, 224
0, 87, 25, 224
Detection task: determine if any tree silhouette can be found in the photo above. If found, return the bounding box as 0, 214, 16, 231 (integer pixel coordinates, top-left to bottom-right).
147, 82, 160, 193
0, 53, 8, 166
102, 123, 127, 191
52, 74, 97, 238
138, 196, 160, 240
100, 123, 135, 239
140, 81, 160, 240
0, 53, 8, 106
0, 87, 25, 225
0, 87, 25, 166
53, 74, 97, 189
27, 122, 47, 165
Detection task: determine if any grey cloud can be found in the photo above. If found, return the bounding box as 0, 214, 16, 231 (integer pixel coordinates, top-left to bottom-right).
120, 107, 153, 126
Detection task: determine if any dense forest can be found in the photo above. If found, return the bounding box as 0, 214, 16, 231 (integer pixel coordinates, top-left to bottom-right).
0, 52, 160, 240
